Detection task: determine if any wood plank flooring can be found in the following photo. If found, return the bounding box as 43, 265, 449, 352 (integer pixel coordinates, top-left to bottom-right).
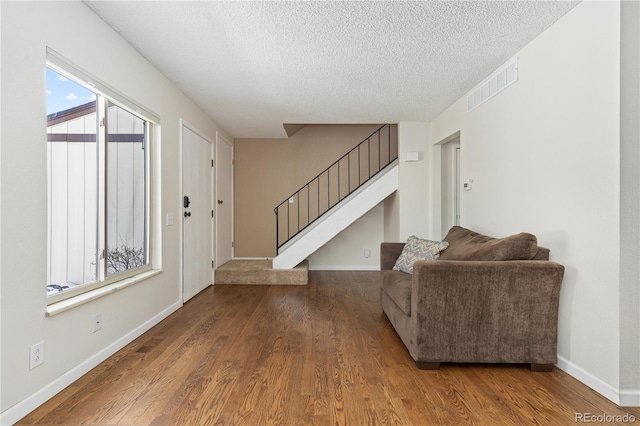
18, 271, 640, 425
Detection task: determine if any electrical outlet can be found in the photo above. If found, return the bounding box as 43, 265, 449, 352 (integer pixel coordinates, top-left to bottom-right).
93, 313, 102, 333
30, 341, 45, 370
364, 249, 371, 259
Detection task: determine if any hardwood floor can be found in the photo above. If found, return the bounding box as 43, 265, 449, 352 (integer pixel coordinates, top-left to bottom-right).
19, 271, 639, 425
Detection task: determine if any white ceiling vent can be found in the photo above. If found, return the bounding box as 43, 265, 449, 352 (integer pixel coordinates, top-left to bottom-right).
467, 59, 518, 112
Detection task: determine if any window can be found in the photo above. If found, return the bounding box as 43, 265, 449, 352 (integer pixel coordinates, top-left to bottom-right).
46, 53, 156, 303
105, 101, 148, 277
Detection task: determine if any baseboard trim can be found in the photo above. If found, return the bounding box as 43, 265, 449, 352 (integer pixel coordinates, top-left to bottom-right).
620, 389, 640, 407
0, 301, 182, 425
556, 355, 631, 406
308, 265, 379, 271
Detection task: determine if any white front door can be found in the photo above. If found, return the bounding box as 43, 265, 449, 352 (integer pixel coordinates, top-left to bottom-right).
182, 123, 214, 302
216, 132, 234, 267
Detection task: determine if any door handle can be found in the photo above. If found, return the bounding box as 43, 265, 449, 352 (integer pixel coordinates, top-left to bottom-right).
217, 200, 223, 204
184, 196, 191, 208
184, 212, 191, 217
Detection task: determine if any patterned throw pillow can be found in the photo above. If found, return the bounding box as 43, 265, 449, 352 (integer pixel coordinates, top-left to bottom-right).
392, 236, 449, 274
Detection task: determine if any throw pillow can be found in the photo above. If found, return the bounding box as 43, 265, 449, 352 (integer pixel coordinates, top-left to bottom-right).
393, 236, 449, 274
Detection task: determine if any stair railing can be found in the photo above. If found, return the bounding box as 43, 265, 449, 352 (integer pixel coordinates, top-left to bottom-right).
275, 124, 397, 252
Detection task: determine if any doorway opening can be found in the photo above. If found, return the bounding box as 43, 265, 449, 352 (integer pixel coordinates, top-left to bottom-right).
440, 136, 460, 237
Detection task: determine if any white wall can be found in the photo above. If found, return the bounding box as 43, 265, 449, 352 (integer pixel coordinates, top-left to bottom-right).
309, 203, 384, 270
383, 122, 433, 242
0, 1, 232, 421
428, 1, 631, 404
383, 192, 400, 242
619, 0, 640, 403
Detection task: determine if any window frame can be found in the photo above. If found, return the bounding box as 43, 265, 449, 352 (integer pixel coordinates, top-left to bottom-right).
46, 49, 160, 305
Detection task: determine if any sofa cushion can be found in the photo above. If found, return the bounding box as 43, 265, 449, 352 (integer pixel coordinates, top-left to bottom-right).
381, 270, 412, 316
392, 236, 449, 274
439, 226, 538, 261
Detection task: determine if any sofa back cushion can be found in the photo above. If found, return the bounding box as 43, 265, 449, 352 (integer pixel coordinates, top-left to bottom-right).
439, 226, 539, 261
533, 246, 550, 260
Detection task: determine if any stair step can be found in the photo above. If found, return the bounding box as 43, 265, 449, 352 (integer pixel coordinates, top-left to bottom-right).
215, 259, 309, 285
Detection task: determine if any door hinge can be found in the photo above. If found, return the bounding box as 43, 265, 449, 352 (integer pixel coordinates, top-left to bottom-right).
231, 242, 234, 248
212, 260, 215, 268
212, 159, 214, 167
212, 210, 214, 217
99, 118, 105, 128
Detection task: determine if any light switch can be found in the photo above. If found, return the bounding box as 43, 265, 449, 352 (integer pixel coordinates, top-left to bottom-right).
166, 212, 174, 226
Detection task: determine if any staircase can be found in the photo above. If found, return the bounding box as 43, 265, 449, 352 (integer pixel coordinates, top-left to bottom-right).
216, 124, 398, 284
273, 124, 398, 269
273, 161, 398, 269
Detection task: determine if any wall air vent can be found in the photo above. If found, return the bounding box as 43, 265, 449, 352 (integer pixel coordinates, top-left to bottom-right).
467, 58, 518, 113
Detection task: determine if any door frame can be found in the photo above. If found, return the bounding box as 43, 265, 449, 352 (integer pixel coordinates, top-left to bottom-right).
180, 119, 215, 301
215, 131, 234, 267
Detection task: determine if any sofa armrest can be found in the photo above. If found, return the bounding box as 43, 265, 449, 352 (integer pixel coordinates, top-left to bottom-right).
381, 243, 406, 270
411, 260, 565, 363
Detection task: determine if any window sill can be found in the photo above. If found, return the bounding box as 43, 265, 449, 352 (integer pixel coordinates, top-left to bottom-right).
46, 269, 162, 317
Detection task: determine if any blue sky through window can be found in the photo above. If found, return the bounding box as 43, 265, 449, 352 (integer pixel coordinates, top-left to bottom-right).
46, 67, 97, 115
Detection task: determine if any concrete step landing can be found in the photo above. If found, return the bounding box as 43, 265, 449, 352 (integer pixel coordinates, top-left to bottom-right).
215, 259, 309, 285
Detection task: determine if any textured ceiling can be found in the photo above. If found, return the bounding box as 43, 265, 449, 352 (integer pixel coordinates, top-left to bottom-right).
84, 1, 579, 138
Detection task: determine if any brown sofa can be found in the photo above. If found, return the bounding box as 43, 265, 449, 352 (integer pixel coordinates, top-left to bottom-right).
380, 226, 565, 371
